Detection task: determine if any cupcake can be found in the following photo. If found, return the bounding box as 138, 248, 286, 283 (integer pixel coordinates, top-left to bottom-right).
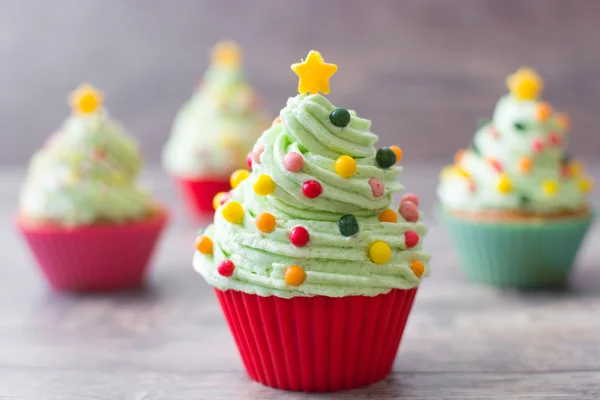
438, 67, 594, 288
194, 51, 431, 392
162, 41, 270, 217
16, 84, 168, 292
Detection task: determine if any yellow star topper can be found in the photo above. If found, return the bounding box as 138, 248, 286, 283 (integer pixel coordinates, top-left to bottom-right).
506, 67, 544, 101
291, 50, 338, 95
211, 40, 242, 68
69, 83, 104, 115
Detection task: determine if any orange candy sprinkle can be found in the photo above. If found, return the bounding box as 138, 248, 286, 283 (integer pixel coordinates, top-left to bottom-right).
256, 212, 277, 233
389, 146, 403, 163
195, 235, 213, 255
556, 113, 571, 131
518, 157, 533, 173
454, 149, 466, 165
410, 260, 425, 278
536, 102, 553, 121
378, 209, 398, 223
272, 116, 282, 125
284, 265, 306, 286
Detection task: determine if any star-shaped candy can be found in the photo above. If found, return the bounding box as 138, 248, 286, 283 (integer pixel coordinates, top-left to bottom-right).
291, 50, 338, 95
506, 67, 543, 101
69, 83, 104, 114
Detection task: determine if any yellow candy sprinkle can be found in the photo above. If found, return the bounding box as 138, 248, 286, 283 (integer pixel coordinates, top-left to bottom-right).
518, 157, 533, 174
230, 169, 250, 189
334, 155, 357, 178
556, 113, 571, 131
569, 161, 583, 176
378, 209, 398, 223
195, 235, 213, 255
497, 174, 512, 193
256, 212, 276, 233
211, 40, 241, 67
69, 83, 104, 114
542, 179, 559, 196
213, 192, 226, 210
409, 260, 425, 278
506, 67, 543, 101
284, 265, 306, 286
369, 241, 392, 264
578, 176, 594, 193
291, 50, 338, 95
390, 146, 403, 163
222, 201, 244, 224
457, 167, 470, 178
254, 174, 276, 196
272, 116, 281, 126
535, 102, 553, 121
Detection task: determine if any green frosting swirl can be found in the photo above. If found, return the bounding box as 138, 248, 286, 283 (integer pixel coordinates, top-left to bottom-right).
19, 111, 154, 226
195, 94, 430, 298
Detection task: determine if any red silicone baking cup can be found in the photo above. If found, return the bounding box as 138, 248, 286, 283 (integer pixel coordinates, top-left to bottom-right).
16, 209, 168, 292
214, 287, 418, 392
173, 177, 231, 217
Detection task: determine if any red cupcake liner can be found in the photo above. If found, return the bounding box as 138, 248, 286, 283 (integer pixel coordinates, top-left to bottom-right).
214, 287, 418, 392
16, 210, 168, 292
173, 177, 231, 217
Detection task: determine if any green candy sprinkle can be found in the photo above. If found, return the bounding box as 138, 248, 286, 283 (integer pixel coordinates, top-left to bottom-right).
338, 214, 359, 237
376, 147, 396, 168
329, 108, 351, 128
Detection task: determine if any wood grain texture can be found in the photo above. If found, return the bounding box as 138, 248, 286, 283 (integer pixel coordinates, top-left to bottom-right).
1, 0, 600, 164
1, 164, 600, 399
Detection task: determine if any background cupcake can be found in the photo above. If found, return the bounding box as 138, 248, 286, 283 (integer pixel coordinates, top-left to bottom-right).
16, 84, 168, 292
438, 67, 594, 287
162, 41, 270, 218
194, 51, 430, 392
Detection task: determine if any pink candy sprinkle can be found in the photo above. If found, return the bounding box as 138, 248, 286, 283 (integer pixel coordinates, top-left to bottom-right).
220, 192, 232, 206
251, 145, 265, 164
246, 152, 253, 169
399, 201, 419, 222
283, 152, 304, 172
548, 132, 562, 146
532, 138, 545, 153
369, 178, 385, 198
400, 193, 420, 207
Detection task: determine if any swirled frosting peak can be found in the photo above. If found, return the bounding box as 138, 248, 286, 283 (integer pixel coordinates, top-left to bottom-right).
194, 51, 430, 298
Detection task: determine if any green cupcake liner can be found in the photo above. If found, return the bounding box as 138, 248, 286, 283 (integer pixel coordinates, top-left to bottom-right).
440, 208, 594, 288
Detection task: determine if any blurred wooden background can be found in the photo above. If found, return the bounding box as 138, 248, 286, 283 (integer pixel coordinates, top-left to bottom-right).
1, 0, 599, 165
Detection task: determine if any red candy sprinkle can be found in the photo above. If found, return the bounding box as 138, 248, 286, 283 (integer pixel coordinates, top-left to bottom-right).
246, 152, 253, 169
488, 158, 503, 173
399, 201, 419, 222
548, 132, 562, 146
405, 231, 420, 248
302, 180, 322, 198
220, 192, 232, 206
289, 226, 310, 247
217, 260, 235, 277
532, 138, 545, 153
400, 193, 420, 207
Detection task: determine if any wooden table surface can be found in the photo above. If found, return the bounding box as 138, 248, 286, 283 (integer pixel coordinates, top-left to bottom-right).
1, 163, 599, 400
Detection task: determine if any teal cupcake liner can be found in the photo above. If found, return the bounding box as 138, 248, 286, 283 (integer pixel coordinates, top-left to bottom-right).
440, 208, 594, 288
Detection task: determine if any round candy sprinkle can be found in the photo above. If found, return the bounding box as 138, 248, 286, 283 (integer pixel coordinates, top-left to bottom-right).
219, 192, 232, 206
405, 231, 420, 248
213, 192, 227, 210
390, 146, 403, 163
289, 226, 310, 247
496, 174, 512, 194
338, 214, 359, 236
369, 178, 385, 198
378, 209, 398, 223
217, 260, 235, 277
230, 169, 250, 189
542, 179, 559, 196
536, 102, 552, 121
335, 155, 357, 178
195, 235, 213, 255
375, 147, 397, 169
454, 149, 466, 165
556, 113, 570, 131
256, 212, 276, 233
284, 265, 306, 286
222, 201, 244, 224
254, 174, 276, 196
518, 157, 533, 174
283, 152, 304, 172
399, 201, 419, 223
252, 145, 265, 164
578, 176, 593, 193
302, 180, 322, 198
400, 193, 420, 207
532, 138, 545, 153
548, 132, 562, 146
410, 260, 425, 278
369, 241, 392, 264
487, 158, 503, 173
514, 122, 526, 131
329, 108, 351, 127
569, 161, 583, 176
246, 152, 253, 169
272, 116, 282, 125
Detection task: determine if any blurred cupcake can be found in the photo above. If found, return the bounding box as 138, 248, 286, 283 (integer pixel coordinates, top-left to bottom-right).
162, 41, 270, 217
194, 51, 430, 392
438, 67, 594, 288
16, 84, 168, 292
